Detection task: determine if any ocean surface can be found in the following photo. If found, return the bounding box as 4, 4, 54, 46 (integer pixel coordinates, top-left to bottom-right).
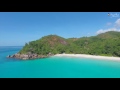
0, 46, 120, 78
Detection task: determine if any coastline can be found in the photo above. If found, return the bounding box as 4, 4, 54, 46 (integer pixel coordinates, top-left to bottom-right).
54, 54, 120, 61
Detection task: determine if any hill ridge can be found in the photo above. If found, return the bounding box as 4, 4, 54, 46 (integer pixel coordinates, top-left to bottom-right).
7, 31, 120, 60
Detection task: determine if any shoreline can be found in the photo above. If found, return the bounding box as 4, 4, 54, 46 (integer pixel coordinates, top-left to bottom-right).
54, 54, 120, 61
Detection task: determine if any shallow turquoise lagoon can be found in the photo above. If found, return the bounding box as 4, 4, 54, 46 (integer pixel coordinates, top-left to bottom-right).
0, 46, 120, 78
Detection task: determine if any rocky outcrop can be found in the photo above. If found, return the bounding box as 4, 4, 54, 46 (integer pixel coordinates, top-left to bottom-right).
7, 53, 54, 60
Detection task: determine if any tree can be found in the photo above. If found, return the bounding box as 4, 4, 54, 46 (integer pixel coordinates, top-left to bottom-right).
18, 31, 120, 57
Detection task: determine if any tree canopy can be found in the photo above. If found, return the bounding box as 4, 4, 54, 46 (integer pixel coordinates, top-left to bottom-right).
19, 31, 120, 57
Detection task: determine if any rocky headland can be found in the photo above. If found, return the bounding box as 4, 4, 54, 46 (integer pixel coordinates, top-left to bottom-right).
6, 32, 120, 60
7, 53, 54, 60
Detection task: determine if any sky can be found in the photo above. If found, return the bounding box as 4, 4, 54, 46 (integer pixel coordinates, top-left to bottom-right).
0, 12, 120, 46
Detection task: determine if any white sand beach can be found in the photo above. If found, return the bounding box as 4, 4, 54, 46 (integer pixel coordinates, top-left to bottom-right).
54, 54, 120, 61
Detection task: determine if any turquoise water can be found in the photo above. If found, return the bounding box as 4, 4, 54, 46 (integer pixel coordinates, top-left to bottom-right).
0, 46, 120, 78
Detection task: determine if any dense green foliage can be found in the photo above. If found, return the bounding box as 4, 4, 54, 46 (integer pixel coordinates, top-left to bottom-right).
19, 31, 120, 57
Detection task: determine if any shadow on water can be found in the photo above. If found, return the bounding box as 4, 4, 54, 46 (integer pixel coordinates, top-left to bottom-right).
0, 57, 22, 64
0, 46, 24, 64
0, 57, 47, 64
0, 56, 49, 65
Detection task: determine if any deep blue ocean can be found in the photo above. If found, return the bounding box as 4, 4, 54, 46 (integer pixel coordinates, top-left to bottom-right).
1, 46, 120, 78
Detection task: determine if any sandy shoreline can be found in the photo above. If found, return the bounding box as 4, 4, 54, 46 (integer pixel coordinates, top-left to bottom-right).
54, 54, 120, 61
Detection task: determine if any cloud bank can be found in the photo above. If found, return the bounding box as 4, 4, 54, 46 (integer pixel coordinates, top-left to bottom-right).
115, 18, 120, 28
96, 18, 120, 34
96, 28, 120, 34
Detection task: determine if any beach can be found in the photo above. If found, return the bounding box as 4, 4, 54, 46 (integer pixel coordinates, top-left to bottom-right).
54, 54, 120, 61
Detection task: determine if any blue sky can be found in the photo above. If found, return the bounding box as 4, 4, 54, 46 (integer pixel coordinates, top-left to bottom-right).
0, 12, 120, 46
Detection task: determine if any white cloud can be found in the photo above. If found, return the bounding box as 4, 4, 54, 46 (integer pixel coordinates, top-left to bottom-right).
96, 28, 120, 34
115, 18, 120, 27
96, 18, 120, 34
106, 22, 112, 26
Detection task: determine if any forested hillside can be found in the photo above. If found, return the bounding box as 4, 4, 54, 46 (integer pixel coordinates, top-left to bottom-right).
19, 31, 120, 57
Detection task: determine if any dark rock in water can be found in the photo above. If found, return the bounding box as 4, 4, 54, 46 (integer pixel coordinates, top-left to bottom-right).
7, 53, 53, 60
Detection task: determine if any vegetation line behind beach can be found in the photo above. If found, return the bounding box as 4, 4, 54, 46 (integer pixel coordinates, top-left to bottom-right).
18, 31, 120, 58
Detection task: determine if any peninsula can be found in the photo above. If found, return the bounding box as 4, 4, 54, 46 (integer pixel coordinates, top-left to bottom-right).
7, 31, 120, 60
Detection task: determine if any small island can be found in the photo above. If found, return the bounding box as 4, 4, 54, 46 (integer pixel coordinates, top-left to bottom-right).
7, 31, 120, 60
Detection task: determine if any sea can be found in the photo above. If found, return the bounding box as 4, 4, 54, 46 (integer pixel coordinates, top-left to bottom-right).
0, 46, 120, 78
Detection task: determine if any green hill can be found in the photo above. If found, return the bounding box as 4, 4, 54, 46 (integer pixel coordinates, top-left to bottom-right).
97, 31, 120, 39
19, 31, 120, 57
19, 35, 68, 55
